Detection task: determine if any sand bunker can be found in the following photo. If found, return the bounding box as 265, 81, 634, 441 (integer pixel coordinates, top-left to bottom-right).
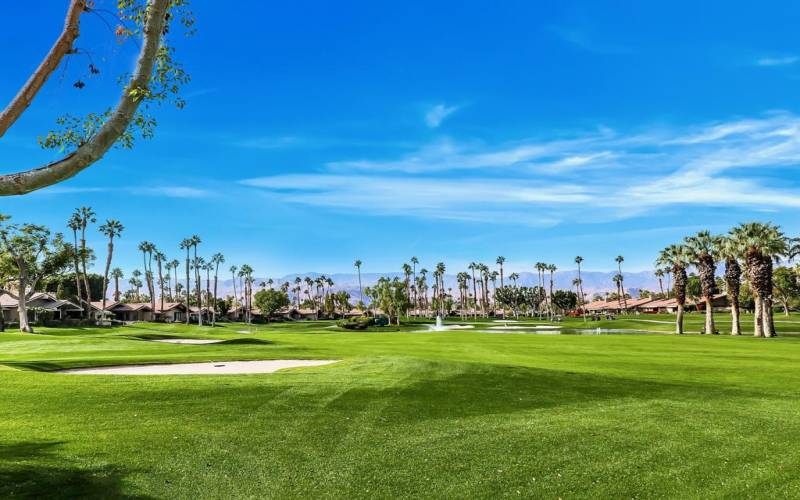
150, 338, 225, 345
59, 359, 338, 375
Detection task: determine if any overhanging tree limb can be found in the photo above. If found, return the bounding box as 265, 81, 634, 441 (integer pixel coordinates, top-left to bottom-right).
0, 0, 86, 138
0, 0, 170, 196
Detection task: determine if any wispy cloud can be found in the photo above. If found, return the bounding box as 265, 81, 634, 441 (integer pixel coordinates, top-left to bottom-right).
239, 111, 800, 226
756, 56, 799, 67
425, 104, 459, 128
549, 25, 632, 54
136, 187, 212, 199
234, 135, 304, 150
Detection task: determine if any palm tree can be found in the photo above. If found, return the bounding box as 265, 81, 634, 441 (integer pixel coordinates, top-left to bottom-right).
111, 268, 123, 302
154, 250, 166, 314
229, 265, 239, 319
98, 219, 124, 319
730, 222, 788, 337
509, 272, 519, 287
180, 238, 193, 324
410, 256, 419, 313
72, 207, 96, 317
168, 259, 180, 300
535, 262, 546, 318
654, 269, 664, 297
685, 231, 720, 335
496, 256, 506, 288
547, 264, 557, 318
138, 241, 156, 315
354, 259, 363, 304
239, 264, 254, 324
190, 235, 202, 325
715, 236, 742, 335
468, 263, 478, 319
615, 255, 627, 312
574, 256, 586, 316
209, 253, 224, 326
572, 277, 582, 309
436, 262, 446, 316
66, 213, 83, 309
130, 269, 143, 300
612, 274, 623, 308
656, 244, 691, 334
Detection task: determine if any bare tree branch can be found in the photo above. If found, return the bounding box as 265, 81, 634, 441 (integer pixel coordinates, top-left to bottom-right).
0, 0, 170, 196
0, 0, 86, 138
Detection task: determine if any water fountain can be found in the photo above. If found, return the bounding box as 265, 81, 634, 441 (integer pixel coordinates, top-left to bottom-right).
426, 315, 474, 332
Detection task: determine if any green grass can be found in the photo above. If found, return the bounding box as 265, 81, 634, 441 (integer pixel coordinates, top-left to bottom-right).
2, 315, 800, 498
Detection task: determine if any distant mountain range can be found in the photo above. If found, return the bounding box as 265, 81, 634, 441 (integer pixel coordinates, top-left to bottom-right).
204, 270, 663, 301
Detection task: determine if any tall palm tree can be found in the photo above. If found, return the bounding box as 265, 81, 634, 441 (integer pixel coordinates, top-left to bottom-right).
209, 253, 224, 326
615, 255, 627, 312
572, 277, 582, 309
574, 256, 586, 316
496, 256, 505, 288
138, 241, 156, 315
111, 268, 123, 302
547, 264, 557, 318
66, 213, 83, 309
535, 262, 546, 318
715, 236, 742, 335
730, 222, 788, 337
73, 207, 96, 317
98, 219, 124, 320
656, 244, 691, 334
190, 235, 202, 325
435, 262, 446, 316
410, 256, 419, 313
168, 259, 180, 300
239, 264, 254, 324
131, 269, 143, 300
354, 259, 363, 304
229, 265, 239, 318
180, 238, 193, 324
685, 230, 720, 335
154, 250, 166, 314
468, 262, 478, 319
612, 274, 623, 308
654, 269, 664, 297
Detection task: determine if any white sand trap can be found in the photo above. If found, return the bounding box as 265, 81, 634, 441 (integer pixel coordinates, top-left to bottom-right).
492, 320, 520, 323
150, 338, 225, 345
488, 325, 539, 330
59, 359, 339, 375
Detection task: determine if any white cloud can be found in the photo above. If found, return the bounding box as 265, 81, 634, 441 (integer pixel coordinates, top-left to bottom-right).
136, 187, 212, 199
234, 136, 303, 150
756, 56, 799, 67
424, 104, 459, 128
240, 111, 800, 226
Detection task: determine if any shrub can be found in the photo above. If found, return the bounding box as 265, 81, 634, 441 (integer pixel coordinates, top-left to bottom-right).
337, 316, 375, 330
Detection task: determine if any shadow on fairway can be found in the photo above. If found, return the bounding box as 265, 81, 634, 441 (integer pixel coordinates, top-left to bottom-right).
0, 441, 151, 499
323, 359, 761, 420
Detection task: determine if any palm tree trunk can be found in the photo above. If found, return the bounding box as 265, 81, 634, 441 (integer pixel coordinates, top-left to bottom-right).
730, 299, 741, 335
762, 297, 776, 337
157, 260, 164, 316
676, 304, 684, 334
753, 295, 763, 337
71, 229, 82, 309
80, 228, 91, 318
185, 250, 191, 325
101, 238, 113, 323
704, 296, 716, 334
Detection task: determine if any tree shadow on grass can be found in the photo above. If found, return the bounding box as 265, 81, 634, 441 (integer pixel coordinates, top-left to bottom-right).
324, 359, 763, 421
0, 441, 152, 499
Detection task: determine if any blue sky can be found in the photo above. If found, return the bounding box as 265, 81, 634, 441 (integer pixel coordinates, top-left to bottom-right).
4, 0, 800, 276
